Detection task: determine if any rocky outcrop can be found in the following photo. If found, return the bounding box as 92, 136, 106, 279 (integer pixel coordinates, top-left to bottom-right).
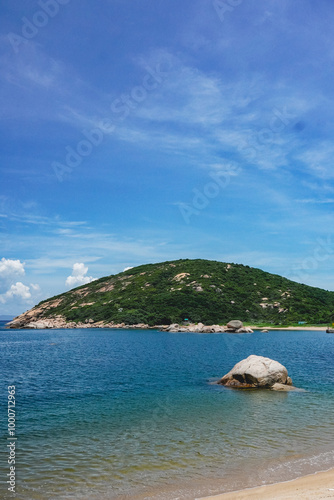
7, 299, 64, 329
226, 320, 253, 333
218, 355, 294, 390
26, 320, 57, 329
7, 314, 149, 330
7, 311, 252, 334
9, 314, 72, 329
227, 320, 243, 330
235, 326, 253, 333
160, 320, 253, 334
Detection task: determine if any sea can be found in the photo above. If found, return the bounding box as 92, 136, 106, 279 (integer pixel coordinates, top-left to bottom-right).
1, 324, 334, 500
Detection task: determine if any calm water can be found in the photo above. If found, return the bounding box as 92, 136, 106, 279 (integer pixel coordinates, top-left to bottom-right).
1, 326, 334, 499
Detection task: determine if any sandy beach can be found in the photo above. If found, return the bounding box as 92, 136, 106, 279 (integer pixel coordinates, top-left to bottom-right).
199, 468, 334, 500
250, 326, 327, 331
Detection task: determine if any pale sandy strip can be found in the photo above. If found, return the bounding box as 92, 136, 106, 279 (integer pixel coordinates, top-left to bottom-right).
199, 468, 334, 500
249, 326, 327, 331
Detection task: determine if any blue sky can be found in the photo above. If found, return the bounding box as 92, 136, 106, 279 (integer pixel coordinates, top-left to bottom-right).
1, 0, 334, 316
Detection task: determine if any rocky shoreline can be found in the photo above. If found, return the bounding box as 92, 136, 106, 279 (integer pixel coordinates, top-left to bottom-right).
7, 315, 253, 333
6, 315, 150, 330
160, 320, 253, 333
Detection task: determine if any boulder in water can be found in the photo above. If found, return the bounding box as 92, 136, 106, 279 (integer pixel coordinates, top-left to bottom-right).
218, 355, 293, 389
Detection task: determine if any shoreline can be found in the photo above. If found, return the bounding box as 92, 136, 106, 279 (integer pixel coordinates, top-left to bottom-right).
5, 322, 328, 331
199, 467, 334, 499
248, 325, 326, 331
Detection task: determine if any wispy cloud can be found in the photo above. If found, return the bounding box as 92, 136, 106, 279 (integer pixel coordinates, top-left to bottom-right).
0, 203, 87, 228
297, 142, 334, 180
296, 198, 334, 204
2, 0, 334, 313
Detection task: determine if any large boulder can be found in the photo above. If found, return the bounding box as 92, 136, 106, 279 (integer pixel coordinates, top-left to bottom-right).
218, 355, 293, 389
226, 320, 243, 330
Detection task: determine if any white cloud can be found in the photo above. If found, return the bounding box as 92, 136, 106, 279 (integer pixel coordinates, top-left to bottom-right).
0, 258, 25, 278
0, 257, 41, 307
0, 282, 31, 303
123, 266, 133, 272
30, 283, 41, 291
65, 263, 96, 288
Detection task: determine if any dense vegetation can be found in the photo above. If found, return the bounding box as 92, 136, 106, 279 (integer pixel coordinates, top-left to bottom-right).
33, 259, 334, 326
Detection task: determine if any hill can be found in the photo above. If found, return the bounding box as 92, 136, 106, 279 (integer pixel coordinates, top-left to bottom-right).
8, 259, 334, 328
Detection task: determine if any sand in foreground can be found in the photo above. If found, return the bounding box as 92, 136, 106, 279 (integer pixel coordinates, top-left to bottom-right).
199, 468, 334, 500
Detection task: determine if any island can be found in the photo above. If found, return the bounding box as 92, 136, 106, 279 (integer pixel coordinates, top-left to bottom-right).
7, 259, 334, 330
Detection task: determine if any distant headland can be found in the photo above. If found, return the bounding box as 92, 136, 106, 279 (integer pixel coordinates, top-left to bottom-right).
7, 259, 334, 330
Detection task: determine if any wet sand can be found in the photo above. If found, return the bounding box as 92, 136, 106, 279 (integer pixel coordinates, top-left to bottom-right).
199, 468, 334, 500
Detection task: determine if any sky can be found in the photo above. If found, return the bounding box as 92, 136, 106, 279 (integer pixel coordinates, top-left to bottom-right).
1, 0, 334, 316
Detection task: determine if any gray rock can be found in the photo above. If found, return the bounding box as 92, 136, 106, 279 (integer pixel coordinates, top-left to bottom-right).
212, 325, 226, 333
202, 326, 214, 333
189, 323, 204, 332
235, 326, 253, 333
271, 382, 295, 391
26, 320, 53, 329
169, 323, 179, 330
226, 320, 243, 330
218, 355, 293, 389
195, 322, 205, 331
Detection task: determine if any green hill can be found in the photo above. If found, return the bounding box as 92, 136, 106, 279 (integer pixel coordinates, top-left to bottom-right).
11, 259, 334, 327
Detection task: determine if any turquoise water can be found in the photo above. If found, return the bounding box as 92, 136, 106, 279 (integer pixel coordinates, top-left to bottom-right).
1, 326, 334, 499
